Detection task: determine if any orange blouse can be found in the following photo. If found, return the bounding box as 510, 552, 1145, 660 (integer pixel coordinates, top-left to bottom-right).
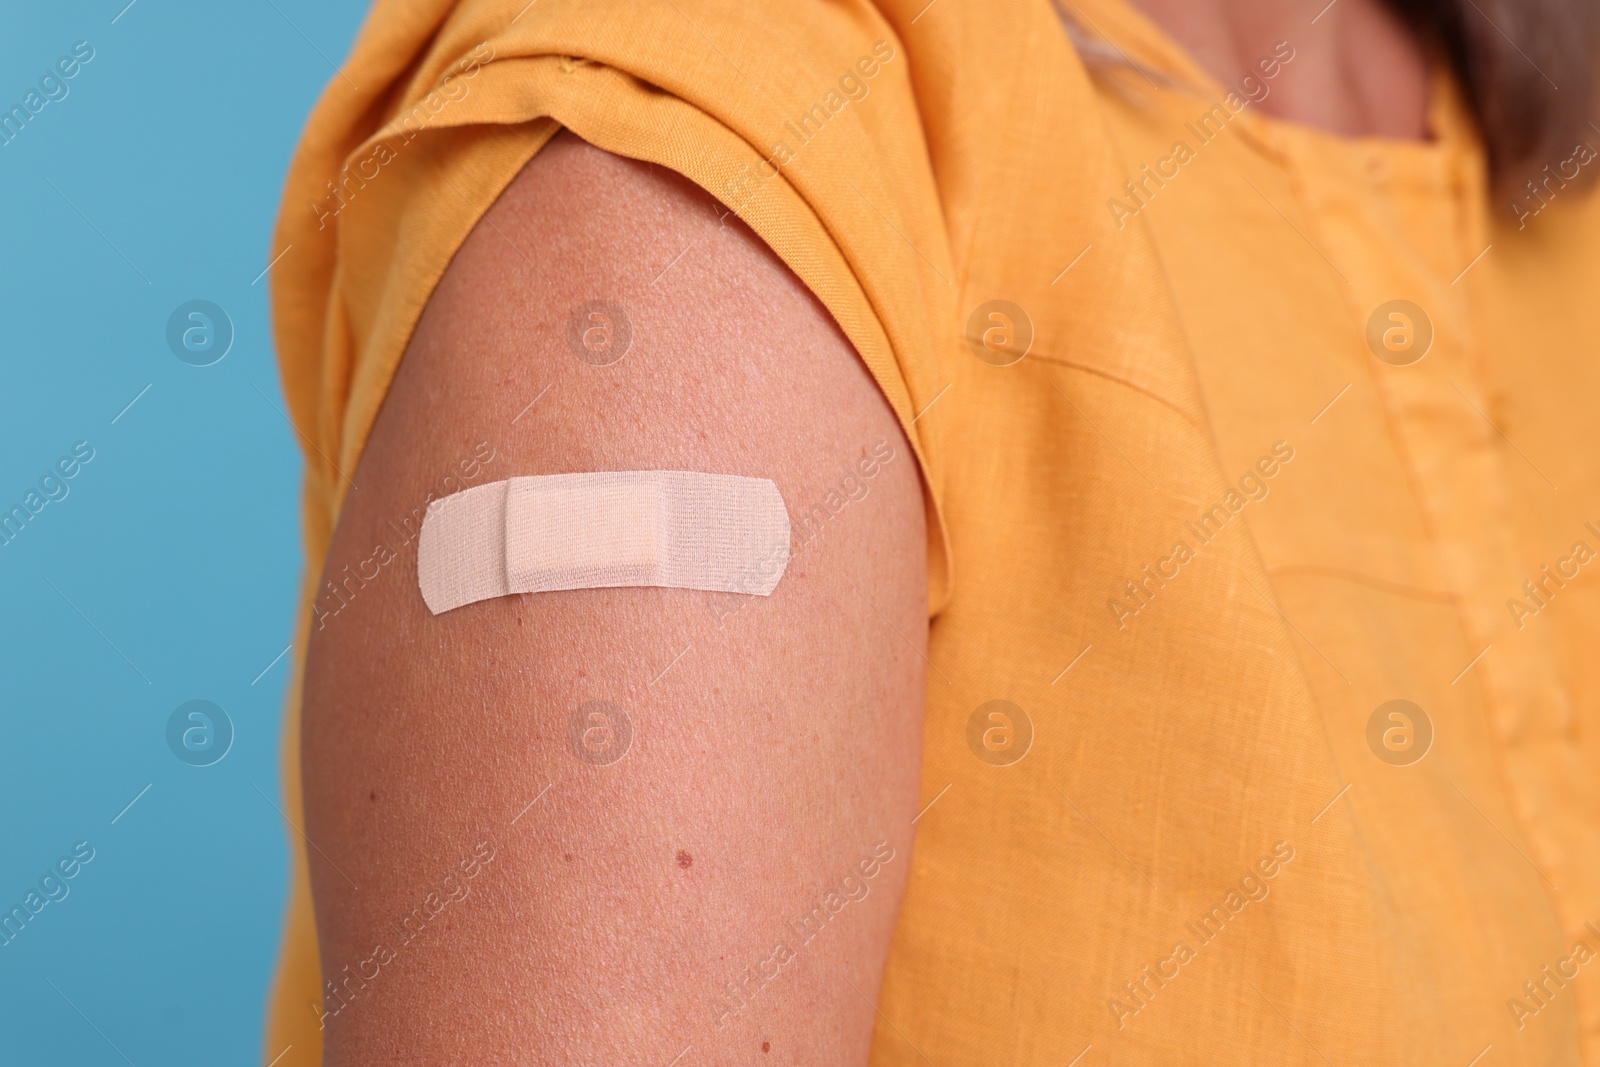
267, 0, 1600, 1062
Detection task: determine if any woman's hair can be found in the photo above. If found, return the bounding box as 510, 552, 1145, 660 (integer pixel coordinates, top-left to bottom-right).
1395, 0, 1597, 186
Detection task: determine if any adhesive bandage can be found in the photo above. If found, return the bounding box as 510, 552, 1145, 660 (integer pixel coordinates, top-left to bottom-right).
417, 471, 790, 614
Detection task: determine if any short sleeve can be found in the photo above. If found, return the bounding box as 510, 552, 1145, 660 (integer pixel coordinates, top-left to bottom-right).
270, 0, 954, 613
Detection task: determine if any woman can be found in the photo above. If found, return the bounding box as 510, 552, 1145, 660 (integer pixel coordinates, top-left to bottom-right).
266, 0, 1600, 1062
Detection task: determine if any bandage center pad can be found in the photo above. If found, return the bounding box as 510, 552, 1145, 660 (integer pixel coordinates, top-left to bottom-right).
418, 471, 791, 615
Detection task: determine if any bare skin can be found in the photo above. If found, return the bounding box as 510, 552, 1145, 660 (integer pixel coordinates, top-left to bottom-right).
301, 3, 1431, 1063
1129, 0, 1430, 139
301, 132, 926, 1065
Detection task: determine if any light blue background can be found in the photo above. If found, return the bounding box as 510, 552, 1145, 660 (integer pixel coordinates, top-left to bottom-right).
1, 2, 368, 1063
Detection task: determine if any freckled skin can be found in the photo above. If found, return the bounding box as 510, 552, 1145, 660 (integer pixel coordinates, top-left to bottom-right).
301, 131, 925, 1065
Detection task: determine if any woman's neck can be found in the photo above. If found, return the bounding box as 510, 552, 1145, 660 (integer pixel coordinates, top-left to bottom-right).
1127, 0, 1431, 139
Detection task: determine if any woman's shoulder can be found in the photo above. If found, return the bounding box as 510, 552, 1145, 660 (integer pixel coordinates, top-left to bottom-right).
273, 0, 990, 604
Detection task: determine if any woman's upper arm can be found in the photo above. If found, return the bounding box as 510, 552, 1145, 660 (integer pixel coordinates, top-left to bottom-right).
300, 131, 927, 1065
